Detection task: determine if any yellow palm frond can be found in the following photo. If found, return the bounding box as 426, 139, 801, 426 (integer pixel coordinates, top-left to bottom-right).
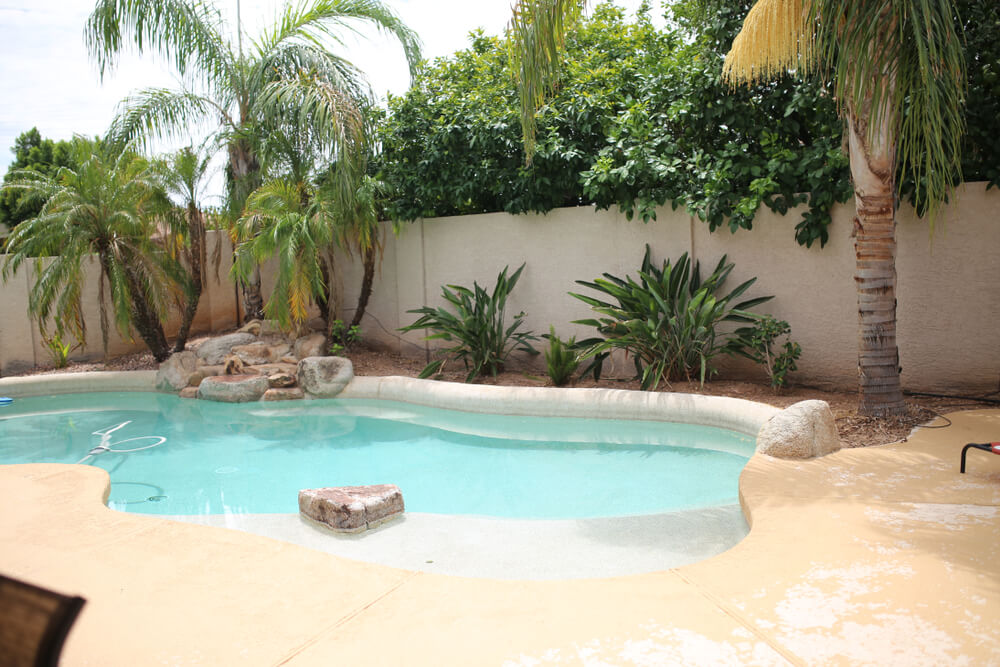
723, 0, 816, 85
288, 269, 311, 326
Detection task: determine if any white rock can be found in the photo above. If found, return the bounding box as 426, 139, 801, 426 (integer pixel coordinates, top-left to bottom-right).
756, 400, 841, 459
196, 332, 258, 365
293, 332, 327, 360
232, 342, 275, 366
155, 351, 198, 391
297, 356, 353, 398
197, 374, 269, 403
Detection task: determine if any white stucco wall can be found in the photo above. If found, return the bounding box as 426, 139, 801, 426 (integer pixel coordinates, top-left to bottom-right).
1, 184, 997, 393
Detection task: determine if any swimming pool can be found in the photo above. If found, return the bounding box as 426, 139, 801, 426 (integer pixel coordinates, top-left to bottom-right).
0, 391, 754, 519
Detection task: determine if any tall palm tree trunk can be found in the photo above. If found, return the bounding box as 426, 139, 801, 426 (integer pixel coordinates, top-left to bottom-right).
173, 204, 205, 352
349, 244, 376, 330
99, 252, 171, 362
229, 140, 265, 322
848, 99, 906, 417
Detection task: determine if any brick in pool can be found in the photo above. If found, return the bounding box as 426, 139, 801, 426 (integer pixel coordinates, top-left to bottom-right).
299, 484, 404, 533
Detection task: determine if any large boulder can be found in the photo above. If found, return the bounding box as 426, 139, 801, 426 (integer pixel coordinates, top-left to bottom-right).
233, 341, 280, 366
196, 332, 258, 365
263, 387, 304, 401
267, 371, 297, 388
197, 374, 269, 403
155, 351, 199, 391
250, 362, 299, 378
757, 400, 842, 459
299, 484, 404, 532
297, 356, 353, 398
293, 333, 327, 360
237, 319, 262, 336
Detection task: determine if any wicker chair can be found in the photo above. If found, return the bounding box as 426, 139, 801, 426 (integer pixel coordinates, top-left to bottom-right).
0, 573, 85, 667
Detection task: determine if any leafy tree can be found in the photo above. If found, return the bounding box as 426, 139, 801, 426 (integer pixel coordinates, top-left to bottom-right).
0, 128, 77, 231
381, 3, 851, 245
85, 0, 421, 321
1, 138, 183, 361
721, 0, 965, 416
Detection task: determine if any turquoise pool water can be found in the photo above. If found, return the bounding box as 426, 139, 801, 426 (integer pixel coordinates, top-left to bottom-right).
0, 392, 754, 519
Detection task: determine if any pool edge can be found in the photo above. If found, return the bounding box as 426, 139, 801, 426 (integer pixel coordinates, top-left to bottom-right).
0, 371, 779, 440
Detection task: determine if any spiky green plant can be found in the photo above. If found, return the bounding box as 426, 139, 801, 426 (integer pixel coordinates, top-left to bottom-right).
571, 246, 771, 389
400, 264, 539, 382
543, 326, 580, 387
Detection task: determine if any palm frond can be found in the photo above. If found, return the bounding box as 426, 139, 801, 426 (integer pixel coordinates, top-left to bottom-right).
254, 0, 422, 82
508, 0, 586, 163
723, 0, 966, 222
108, 87, 229, 149
721, 0, 815, 84
85, 0, 233, 85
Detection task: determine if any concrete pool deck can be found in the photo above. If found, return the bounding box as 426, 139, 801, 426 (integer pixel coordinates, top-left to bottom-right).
2, 407, 998, 664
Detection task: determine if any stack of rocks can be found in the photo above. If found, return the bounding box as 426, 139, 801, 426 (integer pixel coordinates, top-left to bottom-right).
154, 320, 353, 403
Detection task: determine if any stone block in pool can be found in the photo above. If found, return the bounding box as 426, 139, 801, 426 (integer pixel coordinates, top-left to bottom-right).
299, 484, 404, 533
197, 374, 269, 403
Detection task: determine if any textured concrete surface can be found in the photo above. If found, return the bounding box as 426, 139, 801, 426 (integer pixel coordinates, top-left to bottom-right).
160, 505, 749, 580
2, 409, 998, 665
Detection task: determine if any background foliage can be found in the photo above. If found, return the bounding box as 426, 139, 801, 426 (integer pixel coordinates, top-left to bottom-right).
1, 128, 77, 232
378, 0, 998, 247
378, 2, 851, 246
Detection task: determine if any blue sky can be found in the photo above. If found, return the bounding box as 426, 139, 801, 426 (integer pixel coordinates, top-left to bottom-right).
0, 0, 658, 195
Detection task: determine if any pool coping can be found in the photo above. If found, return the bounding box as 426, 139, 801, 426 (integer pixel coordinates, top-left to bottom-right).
0, 370, 779, 439
2, 371, 998, 664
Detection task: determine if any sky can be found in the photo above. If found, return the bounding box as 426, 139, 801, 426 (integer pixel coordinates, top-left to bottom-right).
0, 0, 659, 200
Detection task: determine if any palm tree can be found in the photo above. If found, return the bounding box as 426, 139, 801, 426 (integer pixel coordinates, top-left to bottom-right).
234, 177, 343, 344
85, 0, 422, 321
510, 0, 966, 417
721, 0, 966, 416
0, 139, 184, 362
152, 145, 215, 353
337, 172, 385, 330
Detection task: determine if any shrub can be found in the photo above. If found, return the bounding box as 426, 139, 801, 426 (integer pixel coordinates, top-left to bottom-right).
42, 330, 77, 369
400, 264, 538, 382
543, 327, 580, 387
571, 246, 771, 389
329, 320, 361, 356
727, 315, 802, 389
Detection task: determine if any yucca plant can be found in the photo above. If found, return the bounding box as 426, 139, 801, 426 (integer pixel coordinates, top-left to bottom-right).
400, 264, 539, 382
543, 326, 580, 387
571, 245, 771, 389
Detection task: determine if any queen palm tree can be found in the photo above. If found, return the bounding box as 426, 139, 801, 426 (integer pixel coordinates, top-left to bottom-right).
234, 92, 384, 348
720, 0, 965, 416
510, 0, 966, 416
234, 177, 342, 343
85, 0, 421, 321
1, 139, 184, 362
